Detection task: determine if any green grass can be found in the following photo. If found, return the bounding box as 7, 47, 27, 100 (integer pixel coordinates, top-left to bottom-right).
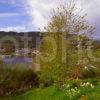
0, 86, 67, 100
0, 84, 100, 100
80, 85, 100, 100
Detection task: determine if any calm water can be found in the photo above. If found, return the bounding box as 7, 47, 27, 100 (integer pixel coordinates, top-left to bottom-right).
3, 57, 32, 64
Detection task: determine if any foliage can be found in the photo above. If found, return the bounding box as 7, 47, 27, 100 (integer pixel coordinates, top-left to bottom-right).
66, 87, 80, 99
39, 1, 95, 87
0, 86, 67, 100
0, 83, 100, 100
81, 68, 95, 78
0, 64, 39, 96
1, 41, 15, 55
63, 79, 99, 99
39, 59, 63, 87
0, 58, 4, 66
82, 78, 100, 85
64, 79, 81, 89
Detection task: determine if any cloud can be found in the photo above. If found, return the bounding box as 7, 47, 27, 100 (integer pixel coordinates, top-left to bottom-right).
0, 26, 27, 32
25, 0, 100, 38
76, 0, 100, 21
25, 0, 99, 28
1, 0, 99, 37
0, 13, 23, 18
25, 0, 62, 30
77, 0, 100, 38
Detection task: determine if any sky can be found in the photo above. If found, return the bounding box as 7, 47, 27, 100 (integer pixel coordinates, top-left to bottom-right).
0, 0, 100, 39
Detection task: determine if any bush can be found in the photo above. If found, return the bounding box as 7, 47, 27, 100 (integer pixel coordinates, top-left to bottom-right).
0, 58, 4, 67
82, 78, 100, 85
38, 70, 54, 88
63, 79, 96, 99
64, 79, 81, 89
80, 67, 99, 79
0, 64, 39, 96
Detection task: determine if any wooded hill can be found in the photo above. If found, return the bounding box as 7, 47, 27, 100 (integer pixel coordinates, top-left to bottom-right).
0, 31, 100, 50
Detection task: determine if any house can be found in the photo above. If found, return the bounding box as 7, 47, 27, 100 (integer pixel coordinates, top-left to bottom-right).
15, 48, 34, 56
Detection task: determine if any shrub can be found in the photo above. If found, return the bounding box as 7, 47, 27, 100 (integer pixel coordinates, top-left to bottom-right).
82, 78, 100, 85
0, 58, 4, 67
64, 79, 81, 89
80, 67, 99, 79
0, 64, 39, 96
63, 79, 96, 99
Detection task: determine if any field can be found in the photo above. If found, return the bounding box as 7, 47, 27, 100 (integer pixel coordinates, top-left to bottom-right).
0, 84, 100, 100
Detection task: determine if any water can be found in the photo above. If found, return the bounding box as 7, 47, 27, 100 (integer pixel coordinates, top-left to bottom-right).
2, 57, 32, 64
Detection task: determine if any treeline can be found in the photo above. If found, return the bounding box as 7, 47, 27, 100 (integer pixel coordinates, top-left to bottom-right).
0, 31, 42, 49
0, 31, 100, 50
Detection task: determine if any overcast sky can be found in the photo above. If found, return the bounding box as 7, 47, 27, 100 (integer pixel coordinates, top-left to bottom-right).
0, 0, 100, 39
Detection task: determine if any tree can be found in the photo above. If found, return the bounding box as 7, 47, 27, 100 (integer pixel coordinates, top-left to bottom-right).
2, 41, 15, 55
39, 1, 95, 86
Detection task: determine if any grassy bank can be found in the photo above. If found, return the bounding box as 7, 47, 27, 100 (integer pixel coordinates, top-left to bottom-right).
0, 84, 100, 100
0, 86, 66, 100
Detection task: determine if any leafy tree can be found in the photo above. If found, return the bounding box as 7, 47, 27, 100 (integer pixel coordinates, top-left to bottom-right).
39, 1, 95, 86
2, 41, 15, 55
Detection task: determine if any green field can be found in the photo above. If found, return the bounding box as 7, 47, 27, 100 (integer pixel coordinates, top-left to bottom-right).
0, 84, 100, 100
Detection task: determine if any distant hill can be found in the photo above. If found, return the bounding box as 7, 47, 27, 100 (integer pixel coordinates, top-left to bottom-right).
0, 31, 100, 50
0, 31, 42, 48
